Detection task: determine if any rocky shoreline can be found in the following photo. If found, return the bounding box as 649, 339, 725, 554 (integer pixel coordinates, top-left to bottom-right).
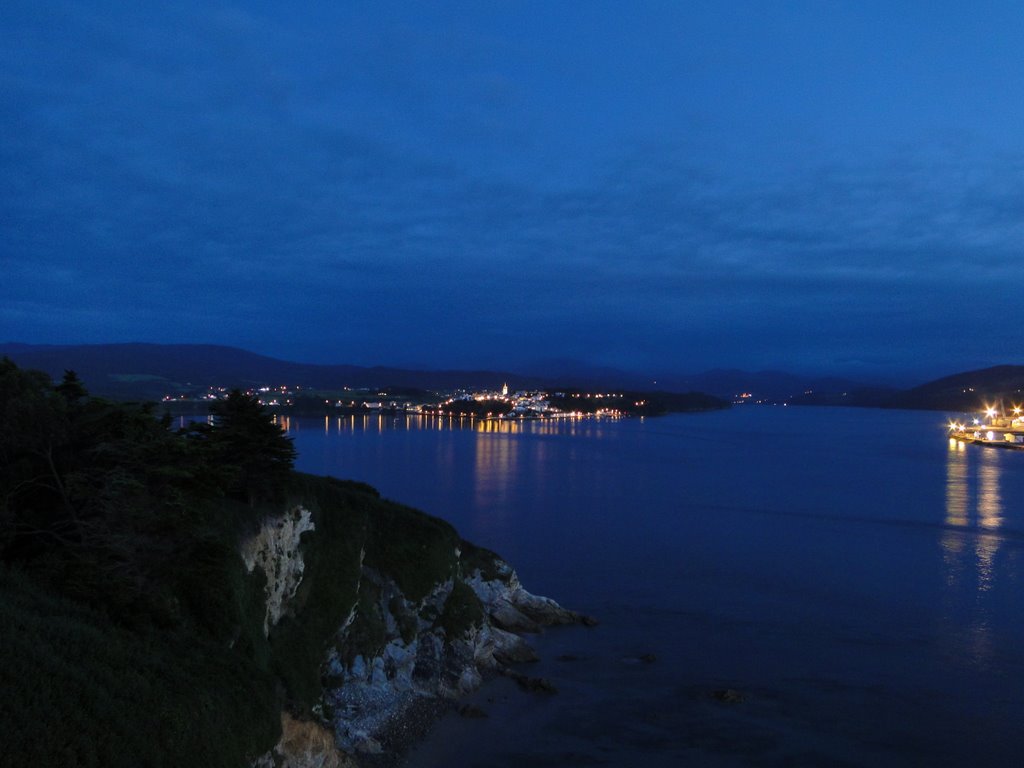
246, 507, 594, 768
323, 557, 595, 763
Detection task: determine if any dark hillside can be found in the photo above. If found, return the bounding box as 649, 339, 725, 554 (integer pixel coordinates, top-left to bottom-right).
0, 359, 529, 766
881, 365, 1024, 411
0, 343, 545, 398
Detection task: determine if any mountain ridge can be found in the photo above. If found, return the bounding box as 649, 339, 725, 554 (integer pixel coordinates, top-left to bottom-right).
0, 342, 878, 401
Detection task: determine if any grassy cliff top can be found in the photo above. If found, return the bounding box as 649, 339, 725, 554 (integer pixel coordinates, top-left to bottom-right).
0, 359, 507, 767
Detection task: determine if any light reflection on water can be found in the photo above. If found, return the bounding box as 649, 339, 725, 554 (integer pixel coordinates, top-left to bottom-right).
944, 441, 1004, 591
473, 431, 517, 509
272, 411, 623, 438
275, 412, 617, 545
943, 440, 1008, 667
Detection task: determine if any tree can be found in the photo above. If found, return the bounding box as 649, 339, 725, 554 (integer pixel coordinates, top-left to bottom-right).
55, 370, 88, 405
205, 390, 296, 504
0, 362, 297, 630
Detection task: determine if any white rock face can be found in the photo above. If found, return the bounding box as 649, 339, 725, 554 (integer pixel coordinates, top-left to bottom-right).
240, 505, 315, 636
466, 566, 584, 630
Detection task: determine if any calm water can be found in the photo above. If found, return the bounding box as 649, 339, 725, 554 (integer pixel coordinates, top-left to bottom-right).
287, 407, 1024, 767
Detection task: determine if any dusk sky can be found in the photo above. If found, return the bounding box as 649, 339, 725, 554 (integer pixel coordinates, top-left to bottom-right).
4, 1, 1024, 381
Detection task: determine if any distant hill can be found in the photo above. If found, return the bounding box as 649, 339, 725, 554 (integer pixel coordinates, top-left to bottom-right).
0, 342, 883, 404
650, 364, 1024, 413
878, 365, 1024, 412
0, 343, 547, 399
656, 368, 872, 402
520, 359, 877, 401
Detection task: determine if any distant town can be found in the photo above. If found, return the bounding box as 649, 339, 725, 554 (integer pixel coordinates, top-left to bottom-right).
160, 382, 729, 419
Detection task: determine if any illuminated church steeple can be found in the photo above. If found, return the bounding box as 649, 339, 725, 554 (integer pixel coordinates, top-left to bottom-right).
502, 382, 509, 397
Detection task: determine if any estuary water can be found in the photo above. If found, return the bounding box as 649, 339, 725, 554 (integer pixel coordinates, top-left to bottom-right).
288, 406, 1024, 767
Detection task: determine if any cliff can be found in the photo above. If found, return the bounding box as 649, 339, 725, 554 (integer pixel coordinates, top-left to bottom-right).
0, 473, 588, 768
247, 476, 589, 766
0, 362, 587, 766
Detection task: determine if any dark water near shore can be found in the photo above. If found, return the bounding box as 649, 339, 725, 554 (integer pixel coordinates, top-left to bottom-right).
288, 406, 1024, 767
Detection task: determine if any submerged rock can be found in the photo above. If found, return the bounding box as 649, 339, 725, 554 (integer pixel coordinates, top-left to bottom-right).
501, 669, 559, 695
710, 688, 748, 704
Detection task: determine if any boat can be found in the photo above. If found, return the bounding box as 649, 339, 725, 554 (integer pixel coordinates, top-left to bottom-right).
947, 407, 1024, 450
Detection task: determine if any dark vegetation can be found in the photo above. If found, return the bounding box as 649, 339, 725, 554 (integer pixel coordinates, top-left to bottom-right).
0, 342, 761, 405
290, 386, 437, 413
0, 342, 544, 399
789, 365, 1024, 412
0, 359, 293, 765
546, 389, 729, 416
437, 397, 514, 417
0, 567, 278, 768
878, 365, 1024, 411
0, 358, 488, 767
0, 364, 293, 627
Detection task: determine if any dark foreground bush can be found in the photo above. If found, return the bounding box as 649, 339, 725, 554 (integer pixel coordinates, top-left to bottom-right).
0, 568, 279, 768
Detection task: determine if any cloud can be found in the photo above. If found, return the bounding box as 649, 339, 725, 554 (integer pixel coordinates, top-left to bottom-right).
3, 2, 1023, 378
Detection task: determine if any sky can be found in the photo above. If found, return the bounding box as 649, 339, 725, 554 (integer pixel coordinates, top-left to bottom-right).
3, 1, 1024, 382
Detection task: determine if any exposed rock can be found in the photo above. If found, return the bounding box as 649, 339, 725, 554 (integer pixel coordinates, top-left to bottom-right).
239, 502, 589, 765
240, 505, 315, 636
251, 711, 356, 768
501, 669, 558, 695
508, 586, 583, 626
320, 551, 587, 757
710, 688, 748, 704
466, 563, 596, 630
489, 627, 539, 665
487, 597, 541, 633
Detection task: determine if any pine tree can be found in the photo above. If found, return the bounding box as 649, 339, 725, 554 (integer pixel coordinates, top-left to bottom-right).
206, 389, 296, 504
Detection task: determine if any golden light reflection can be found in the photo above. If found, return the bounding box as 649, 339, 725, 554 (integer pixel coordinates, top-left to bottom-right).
474, 418, 523, 435
977, 449, 1003, 530
942, 441, 969, 576
974, 450, 1003, 592
942, 442, 1005, 594
473, 433, 517, 512
302, 410, 621, 437
940, 440, 1007, 670
940, 442, 1006, 667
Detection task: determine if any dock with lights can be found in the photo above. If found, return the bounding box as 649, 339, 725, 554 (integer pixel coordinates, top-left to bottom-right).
948, 406, 1024, 450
